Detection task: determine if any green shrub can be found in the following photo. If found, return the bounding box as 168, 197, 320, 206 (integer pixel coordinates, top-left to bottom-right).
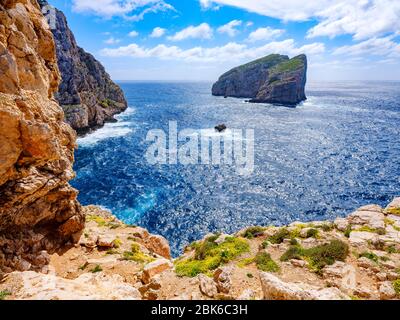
305, 240, 349, 271
0, 290, 11, 300
246, 273, 254, 279
289, 238, 299, 246
280, 240, 349, 272
261, 240, 269, 249
255, 252, 280, 273
306, 228, 319, 238
280, 246, 304, 262
122, 243, 154, 264
393, 280, 400, 296
242, 226, 265, 239
268, 228, 290, 244
344, 225, 352, 238
90, 265, 103, 273
175, 237, 249, 277
359, 252, 379, 263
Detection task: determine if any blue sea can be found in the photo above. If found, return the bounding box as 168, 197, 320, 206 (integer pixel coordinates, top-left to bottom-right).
73, 81, 400, 256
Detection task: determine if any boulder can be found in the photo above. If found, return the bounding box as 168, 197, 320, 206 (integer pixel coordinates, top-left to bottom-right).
215, 124, 227, 132
379, 281, 396, 300
349, 231, 376, 247
259, 272, 349, 300
213, 266, 233, 294
142, 259, 172, 284
198, 274, 218, 298
237, 289, 256, 300
146, 235, 171, 260
385, 198, 400, 215
0, 271, 141, 300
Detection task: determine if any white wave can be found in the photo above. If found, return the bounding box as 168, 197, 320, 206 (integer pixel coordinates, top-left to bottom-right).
77, 108, 135, 147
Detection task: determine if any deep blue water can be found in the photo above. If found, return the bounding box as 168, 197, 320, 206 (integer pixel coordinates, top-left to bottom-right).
73, 81, 400, 256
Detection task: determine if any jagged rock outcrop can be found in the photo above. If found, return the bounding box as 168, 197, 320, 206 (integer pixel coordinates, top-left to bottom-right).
39, 1, 127, 134
0, 0, 84, 275
212, 54, 307, 105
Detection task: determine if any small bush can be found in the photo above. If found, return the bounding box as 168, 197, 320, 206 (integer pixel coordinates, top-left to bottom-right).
90, 265, 103, 273
122, 243, 154, 264
280, 240, 349, 272
359, 252, 379, 263
305, 240, 349, 271
175, 237, 249, 277
289, 238, 299, 246
246, 273, 254, 279
319, 223, 334, 232
113, 238, 122, 248
280, 246, 304, 262
242, 227, 265, 239
268, 228, 290, 244
344, 225, 352, 238
306, 228, 319, 238
393, 280, 400, 296
0, 290, 11, 300
255, 252, 280, 273
261, 240, 269, 249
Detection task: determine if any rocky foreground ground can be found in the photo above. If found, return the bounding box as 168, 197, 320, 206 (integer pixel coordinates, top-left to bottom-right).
1, 198, 400, 300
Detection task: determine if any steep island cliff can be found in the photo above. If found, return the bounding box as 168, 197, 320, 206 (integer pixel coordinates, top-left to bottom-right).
39, 0, 127, 134
212, 54, 307, 105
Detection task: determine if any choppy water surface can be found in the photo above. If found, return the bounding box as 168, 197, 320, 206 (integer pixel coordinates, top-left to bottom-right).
73, 81, 400, 255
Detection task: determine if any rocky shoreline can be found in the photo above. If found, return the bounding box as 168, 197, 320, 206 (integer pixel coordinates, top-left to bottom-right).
1, 199, 400, 300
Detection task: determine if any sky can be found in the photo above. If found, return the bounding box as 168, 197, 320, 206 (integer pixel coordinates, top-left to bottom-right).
47, 0, 400, 81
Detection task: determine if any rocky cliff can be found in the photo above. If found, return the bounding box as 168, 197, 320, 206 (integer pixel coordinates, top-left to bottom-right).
0, 0, 84, 275
212, 54, 307, 105
1, 200, 400, 300
39, 1, 127, 134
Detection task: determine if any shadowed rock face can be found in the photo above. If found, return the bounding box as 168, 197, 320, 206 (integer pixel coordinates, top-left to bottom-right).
212, 54, 307, 105
0, 0, 84, 275
39, 1, 127, 134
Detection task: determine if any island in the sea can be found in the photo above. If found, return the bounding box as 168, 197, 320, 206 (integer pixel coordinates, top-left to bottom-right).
212, 54, 307, 105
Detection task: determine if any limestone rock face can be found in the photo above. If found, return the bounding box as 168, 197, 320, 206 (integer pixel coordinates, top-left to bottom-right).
0, 0, 83, 275
212, 54, 307, 105
39, 1, 127, 134
1, 271, 141, 300
259, 272, 350, 300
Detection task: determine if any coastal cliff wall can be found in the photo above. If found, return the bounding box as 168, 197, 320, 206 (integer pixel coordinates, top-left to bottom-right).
39, 1, 127, 134
212, 54, 307, 105
0, 0, 84, 274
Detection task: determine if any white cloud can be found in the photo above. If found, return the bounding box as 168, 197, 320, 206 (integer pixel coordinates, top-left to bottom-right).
333, 36, 400, 57
128, 30, 139, 37
150, 27, 167, 38
101, 39, 325, 62
245, 21, 254, 27
247, 27, 285, 42
104, 37, 121, 44
72, 0, 175, 21
217, 20, 242, 37
307, 1, 400, 40
200, 0, 400, 40
168, 23, 213, 41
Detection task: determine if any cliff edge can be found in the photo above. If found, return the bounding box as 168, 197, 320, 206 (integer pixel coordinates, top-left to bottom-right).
0, 0, 84, 275
212, 54, 307, 105
39, 1, 128, 134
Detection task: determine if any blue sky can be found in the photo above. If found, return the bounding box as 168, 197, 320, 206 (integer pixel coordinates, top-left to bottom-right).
48, 0, 400, 81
